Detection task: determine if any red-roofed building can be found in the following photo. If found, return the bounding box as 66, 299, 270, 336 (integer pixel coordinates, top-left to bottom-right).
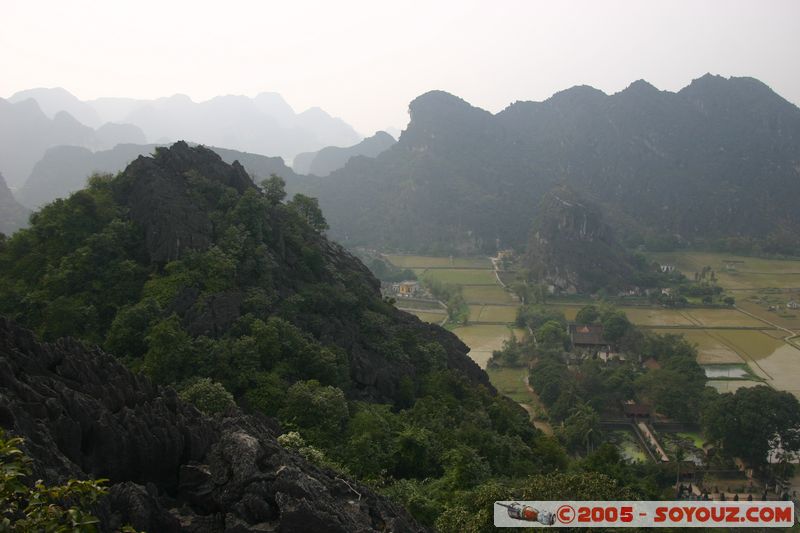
568, 323, 609, 350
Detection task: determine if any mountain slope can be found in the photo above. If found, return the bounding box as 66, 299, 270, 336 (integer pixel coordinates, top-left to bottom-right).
9, 87, 103, 127
0, 97, 145, 187
293, 131, 397, 176
525, 187, 640, 293
0, 141, 574, 527
0, 173, 29, 235
295, 75, 800, 253
0, 317, 423, 532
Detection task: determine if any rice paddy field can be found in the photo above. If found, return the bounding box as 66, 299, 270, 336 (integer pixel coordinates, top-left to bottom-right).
462, 285, 516, 304
450, 324, 527, 368
682, 308, 768, 328
737, 298, 800, 332
649, 328, 744, 364
648, 251, 800, 290
486, 366, 553, 434
383, 254, 491, 269
619, 307, 695, 326
419, 268, 497, 285
387, 252, 800, 399
404, 310, 446, 324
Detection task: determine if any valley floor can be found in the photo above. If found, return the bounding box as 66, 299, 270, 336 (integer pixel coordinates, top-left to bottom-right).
385, 251, 800, 400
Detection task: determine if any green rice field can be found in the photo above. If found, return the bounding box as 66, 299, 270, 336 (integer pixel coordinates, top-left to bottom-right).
405, 310, 446, 324
649, 328, 744, 364
384, 254, 491, 269
682, 308, 768, 328
648, 251, 800, 290
463, 285, 516, 304
620, 307, 695, 326
421, 268, 497, 285
451, 324, 526, 368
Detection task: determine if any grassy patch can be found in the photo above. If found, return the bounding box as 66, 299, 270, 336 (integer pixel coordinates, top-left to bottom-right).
421, 268, 497, 285
462, 285, 515, 304
404, 310, 446, 324
384, 255, 491, 269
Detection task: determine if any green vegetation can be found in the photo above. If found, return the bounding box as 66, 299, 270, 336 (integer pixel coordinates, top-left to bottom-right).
420, 276, 469, 324
702, 386, 800, 467
421, 268, 496, 285
177, 377, 236, 415
0, 148, 587, 527
0, 430, 133, 532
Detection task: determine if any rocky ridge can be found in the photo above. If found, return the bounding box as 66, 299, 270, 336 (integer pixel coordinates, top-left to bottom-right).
0, 316, 424, 532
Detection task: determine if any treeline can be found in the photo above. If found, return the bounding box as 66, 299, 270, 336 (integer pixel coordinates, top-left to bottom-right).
494, 304, 800, 475
421, 276, 469, 324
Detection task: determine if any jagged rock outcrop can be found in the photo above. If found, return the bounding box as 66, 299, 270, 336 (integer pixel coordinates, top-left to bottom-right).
0, 317, 425, 532
525, 187, 639, 293
115, 141, 253, 262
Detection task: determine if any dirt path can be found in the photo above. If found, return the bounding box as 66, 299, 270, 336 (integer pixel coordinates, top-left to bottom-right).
522, 375, 554, 435
735, 305, 800, 350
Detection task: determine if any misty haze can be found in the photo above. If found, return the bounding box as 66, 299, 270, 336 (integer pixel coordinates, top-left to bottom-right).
1, 1, 799, 531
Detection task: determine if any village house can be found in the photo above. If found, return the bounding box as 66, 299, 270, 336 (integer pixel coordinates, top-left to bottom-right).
659, 264, 676, 273
397, 281, 420, 298
568, 323, 611, 355
787, 300, 800, 310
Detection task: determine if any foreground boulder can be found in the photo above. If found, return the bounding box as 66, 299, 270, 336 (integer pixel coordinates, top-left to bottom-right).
0, 317, 424, 532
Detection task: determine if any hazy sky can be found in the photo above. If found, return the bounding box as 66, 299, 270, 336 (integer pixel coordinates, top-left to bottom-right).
2, 0, 799, 135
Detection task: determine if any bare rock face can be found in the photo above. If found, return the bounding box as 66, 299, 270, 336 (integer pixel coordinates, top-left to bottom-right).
525, 186, 638, 293
116, 141, 254, 262
0, 317, 424, 532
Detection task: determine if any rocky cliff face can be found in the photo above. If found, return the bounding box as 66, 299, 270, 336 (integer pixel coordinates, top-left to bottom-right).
525, 187, 638, 293
295, 75, 800, 253
0, 317, 424, 532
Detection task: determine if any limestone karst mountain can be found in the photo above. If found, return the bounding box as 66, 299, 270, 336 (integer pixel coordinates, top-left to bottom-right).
293, 131, 396, 176
293, 75, 800, 254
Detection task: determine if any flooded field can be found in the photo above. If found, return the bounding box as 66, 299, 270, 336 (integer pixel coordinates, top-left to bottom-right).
701, 364, 750, 379
752, 344, 800, 397
451, 324, 526, 368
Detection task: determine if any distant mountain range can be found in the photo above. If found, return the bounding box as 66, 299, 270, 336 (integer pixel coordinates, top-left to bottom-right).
292, 75, 800, 254
0, 96, 145, 187
0, 173, 29, 235
293, 131, 396, 176
16, 143, 299, 210
5, 88, 362, 165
